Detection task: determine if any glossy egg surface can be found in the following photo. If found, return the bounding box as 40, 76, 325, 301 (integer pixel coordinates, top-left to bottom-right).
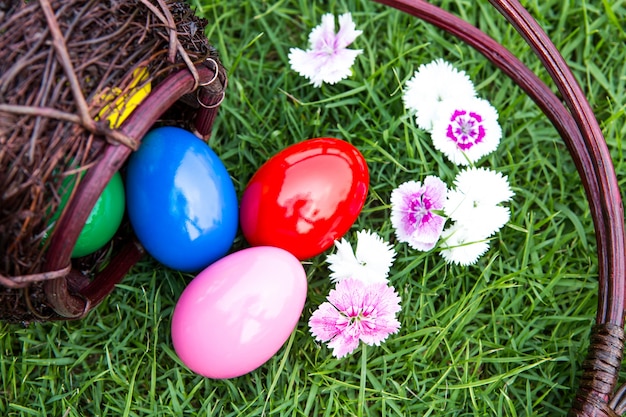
72, 171, 126, 258
171, 246, 307, 379
126, 126, 238, 272
50, 171, 125, 258
240, 138, 369, 260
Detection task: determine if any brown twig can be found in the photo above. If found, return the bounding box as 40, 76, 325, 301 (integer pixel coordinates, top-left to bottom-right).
138, 0, 201, 89
158, 0, 178, 63
0, 265, 71, 289
38, 0, 92, 126
0, 104, 82, 126
0, 104, 139, 150
157, 0, 200, 86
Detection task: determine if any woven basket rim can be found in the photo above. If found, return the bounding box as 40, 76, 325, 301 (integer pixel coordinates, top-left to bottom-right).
2, 1, 624, 414
375, 0, 626, 414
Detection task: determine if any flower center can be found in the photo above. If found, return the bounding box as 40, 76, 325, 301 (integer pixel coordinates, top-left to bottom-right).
322, 44, 336, 55
340, 305, 376, 335
406, 194, 433, 227
446, 109, 486, 150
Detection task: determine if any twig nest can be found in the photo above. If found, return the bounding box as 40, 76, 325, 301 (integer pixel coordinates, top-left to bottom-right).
0, 0, 225, 322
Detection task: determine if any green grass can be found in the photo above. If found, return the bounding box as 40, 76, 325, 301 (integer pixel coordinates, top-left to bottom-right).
2, 0, 626, 415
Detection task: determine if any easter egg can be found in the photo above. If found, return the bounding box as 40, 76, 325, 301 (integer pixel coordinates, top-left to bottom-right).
171, 246, 307, 379
125, 126, 238, 272
50, 171, 125, 258
240, 138, 369, 260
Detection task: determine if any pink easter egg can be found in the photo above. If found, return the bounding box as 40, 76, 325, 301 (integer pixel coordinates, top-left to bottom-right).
171, 246, 307, 379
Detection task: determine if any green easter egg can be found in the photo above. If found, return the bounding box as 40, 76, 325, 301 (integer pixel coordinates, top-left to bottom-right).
51, 171, 125, 258
72, 172, 125, 257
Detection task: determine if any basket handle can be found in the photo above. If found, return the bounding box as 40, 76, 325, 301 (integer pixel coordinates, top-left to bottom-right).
43, 62, 226, 319
374, 0, 625, 413
487, 0, 625, 329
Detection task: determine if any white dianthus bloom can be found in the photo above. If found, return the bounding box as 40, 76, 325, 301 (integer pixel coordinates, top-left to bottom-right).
447, 167, 514, 207
403, 59, 476, 131
288, 13, 362, 87
430, 97, 502, 166
327, 230, 396, 284
439, 222, 490, 266
444, 167, 513, 240
446, 198, 511, 237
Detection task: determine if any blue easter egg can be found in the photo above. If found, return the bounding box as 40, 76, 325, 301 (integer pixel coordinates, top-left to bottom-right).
126, 126, 238, 272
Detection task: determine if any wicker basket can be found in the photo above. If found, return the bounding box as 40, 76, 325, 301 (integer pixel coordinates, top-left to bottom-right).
0, 0, 226, 322
1, 0, 624, 415
375, 1, 626, 415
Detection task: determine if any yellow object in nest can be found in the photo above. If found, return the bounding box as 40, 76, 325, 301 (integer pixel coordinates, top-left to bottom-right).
97, 67, 151, 128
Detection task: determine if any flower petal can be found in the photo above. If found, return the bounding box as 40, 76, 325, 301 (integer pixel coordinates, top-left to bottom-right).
403, 59, 476, 131
309, 302, 343, 342
335, 13, 363, 49
327, 332, 361, 358
439, 222, 490, 266
288, 48, 320, 81
309, 13, 337, 50
327, 237, 359, 282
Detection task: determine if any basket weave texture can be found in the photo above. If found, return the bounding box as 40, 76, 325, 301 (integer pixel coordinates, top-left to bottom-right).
2, 0, 625, 415
0, 0, 225, 322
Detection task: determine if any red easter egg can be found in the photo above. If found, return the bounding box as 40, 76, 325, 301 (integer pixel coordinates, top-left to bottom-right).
240, 138, 369, 260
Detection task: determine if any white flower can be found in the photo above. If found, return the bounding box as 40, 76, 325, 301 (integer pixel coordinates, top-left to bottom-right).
444, 167, 513, 238
327, 230, 396, 284
288, 13, 362, 87
403, 59, 476, 131
439, 222, 490, 266
430, 97, 502, 165
451, 201, 510, 237
451, 167, 513, 205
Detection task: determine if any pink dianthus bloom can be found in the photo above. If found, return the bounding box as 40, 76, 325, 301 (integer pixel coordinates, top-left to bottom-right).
288, 13, 362, 87
390, 176, 447, 251
309, 278, 401, 358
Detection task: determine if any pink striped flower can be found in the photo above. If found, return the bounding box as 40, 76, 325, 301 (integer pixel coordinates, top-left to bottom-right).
288, 13, 362, 87
390, 176, 447, 251
309, 278, 401, 358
